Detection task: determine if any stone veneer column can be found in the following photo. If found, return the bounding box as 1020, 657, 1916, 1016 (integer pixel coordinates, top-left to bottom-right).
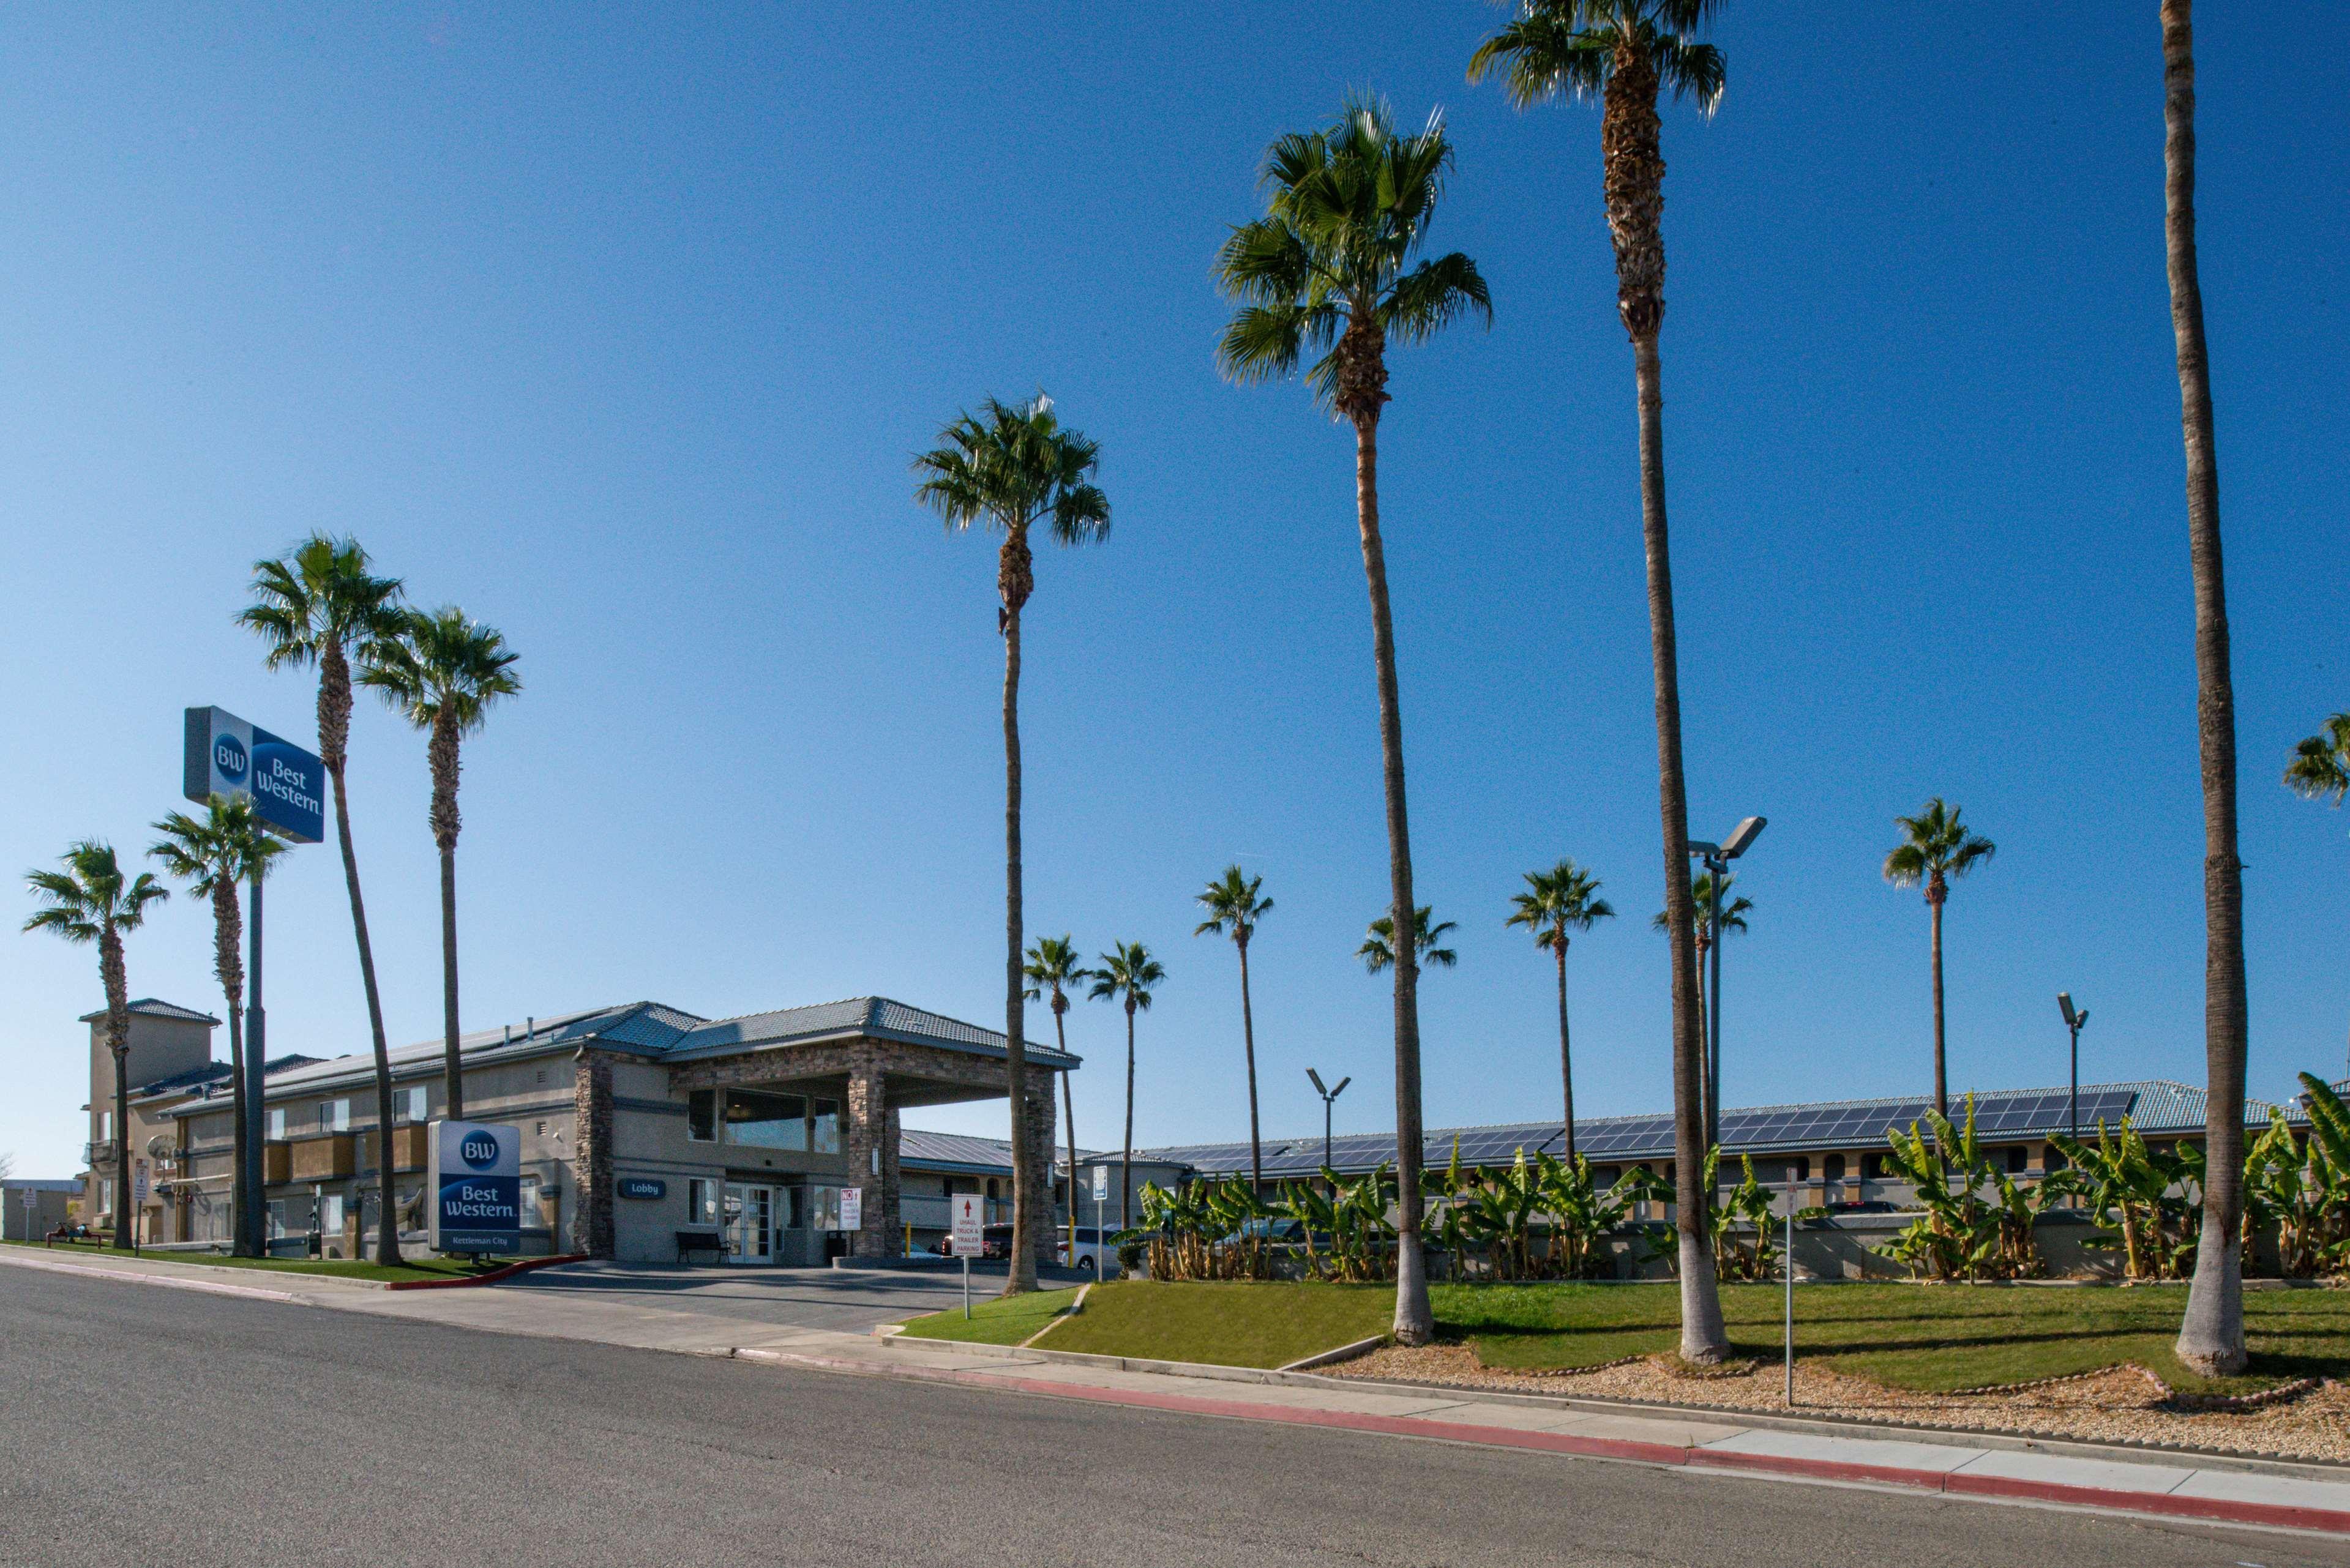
844, 1047, 889, 1259
1023, 1085, 1057, 1268
571, 1051, 615, 1260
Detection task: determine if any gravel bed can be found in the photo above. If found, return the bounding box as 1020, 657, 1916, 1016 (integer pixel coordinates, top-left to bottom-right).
1330, 1343, 2350, 1462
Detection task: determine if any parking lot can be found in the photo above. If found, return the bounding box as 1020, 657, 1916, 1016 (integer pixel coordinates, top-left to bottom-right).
502, 1259, 1084, 1334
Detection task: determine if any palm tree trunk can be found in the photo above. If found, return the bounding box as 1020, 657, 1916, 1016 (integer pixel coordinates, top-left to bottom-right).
1001, 595, 1037, 1294
1349, 409, 1432, 1345
101, 929, 133, 1251
1557, 944, 1576, 1164
2164, 0, 2247, 1377
329, 759, 400, 1267
435, 715, 465, 1121
1121, 1004, 1136, 1236
1929, 896, 1948, 1119
215, 879, 255, 1258
1061, 1055, 1078, 1260
1634, 331, 1726, 1363
1240, 938, 1262, 1193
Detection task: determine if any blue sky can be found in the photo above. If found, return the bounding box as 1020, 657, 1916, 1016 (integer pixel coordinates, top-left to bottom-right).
2, 4, 2345, 1179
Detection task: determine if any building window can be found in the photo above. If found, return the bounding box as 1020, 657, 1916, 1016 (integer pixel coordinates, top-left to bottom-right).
687, 1178, 719, 1226
99, 1179, 113, 1217
787, 1187, 807, 1230
320, 1099, 350, 1133
2045, 1143, 2068, 1172
320, 1193, 345, 1233
811, 1098, 840, 1155
395, 1087, 426, 1123
1824, 1154, 1846, 1182
724, 1090, 809, 1151
266, 1198, 286, 1239
268, 1107, 286, 1140
687, 1091, 717, 1143
99, 1111, 112, 1142
518, 1176, 542, 1228
2007, 1145, 2027, 1174
1793, 1157, 1811, 1182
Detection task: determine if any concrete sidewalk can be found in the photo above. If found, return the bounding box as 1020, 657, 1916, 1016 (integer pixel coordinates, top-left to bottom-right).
11, 1245, 2346, 1537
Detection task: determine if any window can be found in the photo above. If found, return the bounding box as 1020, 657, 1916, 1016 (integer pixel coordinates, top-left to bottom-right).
266, 1198, 286, 1239
686, 1178, 719, 1226
811, 1098, 839, 1155
2006, 1146, 2027, 1174
268, 1107, 286, 1140
787, 1187, 807, 1229
808, 1185, 844, 1231
98, 1111, 112, 1142
1824, 1154, 1846, 1182
724, 1090, 808, 1151
320, 1193, 345, 1233
687, 1090, 717, 1143
518, 1177, 542, 1228
2044, 1143, 2068, 1172
320, 1099, 350, 1133
100, 1179, 113, 1217
1793, 1157, 1811, 1182
395, 1087, 426, 1123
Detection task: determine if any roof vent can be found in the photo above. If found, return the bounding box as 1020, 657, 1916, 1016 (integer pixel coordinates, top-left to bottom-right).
526, 1017, 536, 1041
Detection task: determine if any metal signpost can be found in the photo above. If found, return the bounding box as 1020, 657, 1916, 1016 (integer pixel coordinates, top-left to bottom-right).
133, 1162, 149, 1252
1784, 1176, 1798, 1406
184, 706, 324, 1258
951, 1193, 984, 1318
426, 1121, 522, 1256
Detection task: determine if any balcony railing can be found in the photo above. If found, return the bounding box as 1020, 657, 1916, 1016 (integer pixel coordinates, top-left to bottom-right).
82, 1141, 117, 1169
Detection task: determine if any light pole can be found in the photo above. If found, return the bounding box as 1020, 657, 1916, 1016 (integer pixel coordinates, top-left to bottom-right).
1306, 1069, 1350, 1171
1686, 816, 1766, 1154
2058, 992, 2089, 1140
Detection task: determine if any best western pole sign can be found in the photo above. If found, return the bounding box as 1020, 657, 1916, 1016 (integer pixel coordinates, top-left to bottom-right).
427, 1121, 522, 1253
183, 706, 325, 842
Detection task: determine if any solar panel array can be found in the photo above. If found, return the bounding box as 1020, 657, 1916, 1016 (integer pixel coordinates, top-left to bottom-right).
1153, 1088, 2149, 1177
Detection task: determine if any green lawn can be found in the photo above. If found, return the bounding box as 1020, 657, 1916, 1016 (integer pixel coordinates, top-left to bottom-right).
897, 1285, 1083, 1346
4, 1238, 516, 1285
1435, 1280, 2350, 1397
1040, 1280, 1393, 1368
891, 1277, 2350, 1396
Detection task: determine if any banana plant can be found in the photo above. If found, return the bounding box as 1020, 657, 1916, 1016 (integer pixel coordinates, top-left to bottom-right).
1877, 1095, 2057, 1280
2049, 1117, 2202, 1280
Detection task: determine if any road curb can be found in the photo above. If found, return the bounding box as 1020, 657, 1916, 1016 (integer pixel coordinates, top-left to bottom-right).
738, 1344, 2350, 1537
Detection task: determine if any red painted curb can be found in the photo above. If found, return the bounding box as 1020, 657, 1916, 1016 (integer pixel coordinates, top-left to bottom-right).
750, 1350, 2350, 1536
386, 1254, 587, 1291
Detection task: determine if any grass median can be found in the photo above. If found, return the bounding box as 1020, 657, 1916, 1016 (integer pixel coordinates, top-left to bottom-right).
899, 1275, 2350, 1394
896, 1285, 1083, 1345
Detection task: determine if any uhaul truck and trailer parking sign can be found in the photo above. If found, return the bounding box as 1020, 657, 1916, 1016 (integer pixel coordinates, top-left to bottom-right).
427, 1121, 522, 1254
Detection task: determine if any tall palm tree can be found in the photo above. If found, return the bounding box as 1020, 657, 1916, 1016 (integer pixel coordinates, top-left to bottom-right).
1882, 799, 1996, 1119
2161, 0, 2247, 1378
915, 395, 1110, 1293
1023, 934, 1090, 1256
1218, 97, 1489, 1346
1652, 867, 1747, 1134
1086, 941, 1164, 1234
1470, 0, 1728, 1363
1509, 861, 1614, 1162
149, 797, 285, 1257
24, 842, 168, 1250
1359, 906, 1458, 973
361, 605, 523, 1122
1195, 866, 1274, 1192
239, 534, 406, 1265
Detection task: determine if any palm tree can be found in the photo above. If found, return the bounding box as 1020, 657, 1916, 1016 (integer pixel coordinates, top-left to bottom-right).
915, 395, 1110, 1293
1217, 98, 1489, 1346
361, 605, 522, 1122
149, 797, 285, 1257
24, 842, 168, 1250
1195, 866, 1274, 1193
1086, 942, 1164, 1234
1470, 0, 1728, 1364
1359, 906, 1458, 974
1509, 861, 1614, 1162
1650, 867, 1748, 1127
1882, 799, 1996, 1119
1023, 934, 1090, 1256
239, 534, 406, 1265
2161, 0, 2247, 1379
2287, 713, 2350, 1077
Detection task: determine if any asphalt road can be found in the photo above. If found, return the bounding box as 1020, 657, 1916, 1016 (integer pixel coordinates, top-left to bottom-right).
4, 1268, 2344, 1568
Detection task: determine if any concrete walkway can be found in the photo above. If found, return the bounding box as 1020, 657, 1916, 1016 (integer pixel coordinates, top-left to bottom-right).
10, 1245, 2346, 1537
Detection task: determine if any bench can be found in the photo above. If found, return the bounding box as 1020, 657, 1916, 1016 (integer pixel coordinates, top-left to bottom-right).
676, 1230, 727, 1264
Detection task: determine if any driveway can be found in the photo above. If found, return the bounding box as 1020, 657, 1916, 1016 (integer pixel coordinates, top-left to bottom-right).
501, 1260, 1077, 1333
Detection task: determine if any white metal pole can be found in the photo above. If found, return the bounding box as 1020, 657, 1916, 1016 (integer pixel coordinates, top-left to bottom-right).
963, 1253, 971, 1320
1784, 1180, 1795, 1405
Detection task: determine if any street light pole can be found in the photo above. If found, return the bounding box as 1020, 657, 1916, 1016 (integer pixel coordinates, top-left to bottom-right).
1306, 1070, 1350, 1171
2058, 992, 2089, 1141
1688, 816, 1765, 1157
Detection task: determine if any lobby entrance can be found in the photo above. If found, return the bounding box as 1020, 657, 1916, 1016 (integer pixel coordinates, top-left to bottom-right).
724, 1182, 777, 1264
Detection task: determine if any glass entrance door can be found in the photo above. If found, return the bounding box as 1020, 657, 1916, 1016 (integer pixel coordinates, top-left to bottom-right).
724, 1182, 776, 1263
